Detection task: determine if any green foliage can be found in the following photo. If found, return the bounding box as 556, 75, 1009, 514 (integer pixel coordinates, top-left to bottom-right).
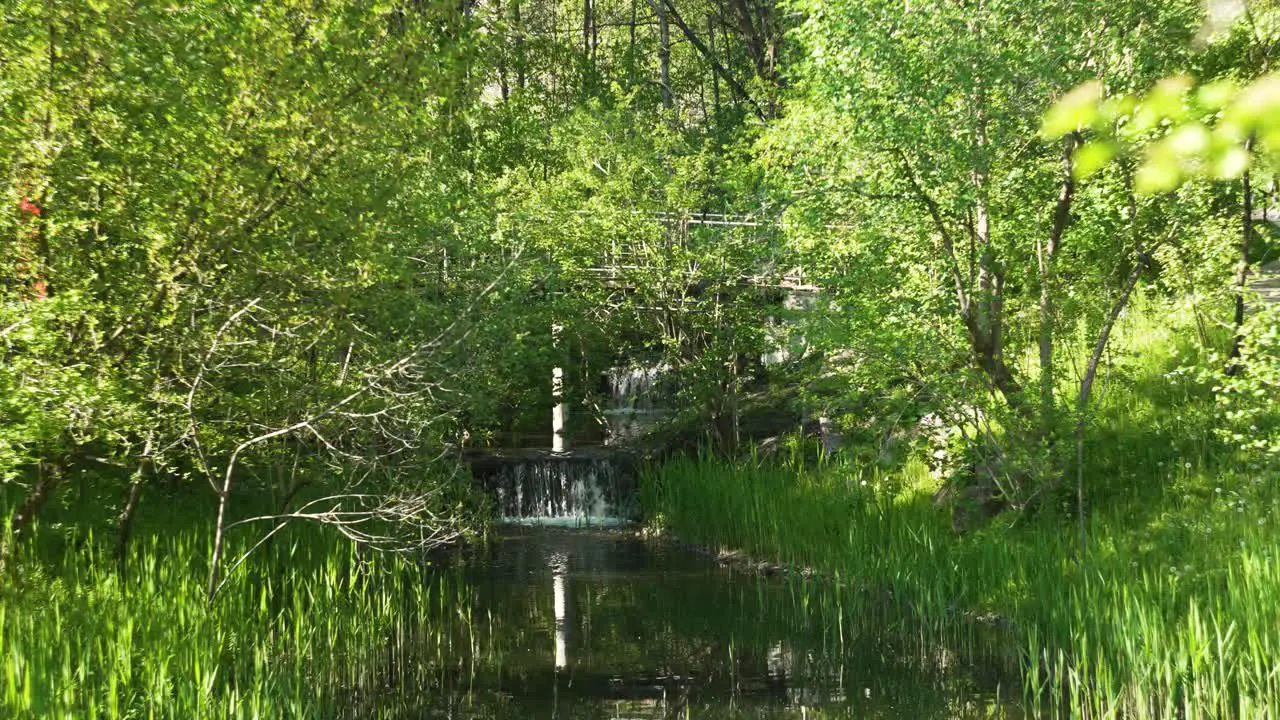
4, 0, 1280, 714
763, 0, 1213, 505
1041, 1, 1280, 189
1212, 307, 1280, 460
0, 0, 511, 546
1042, 74, 1280, 191
0, 294, 137, 481
645, 299, 1280, 716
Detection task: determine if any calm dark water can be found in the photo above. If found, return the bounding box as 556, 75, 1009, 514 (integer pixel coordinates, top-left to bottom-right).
355, 526, 1022, 719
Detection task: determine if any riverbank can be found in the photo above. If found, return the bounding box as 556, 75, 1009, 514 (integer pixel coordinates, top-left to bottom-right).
640, 305, 1280, 718
642, 458, 1280, 717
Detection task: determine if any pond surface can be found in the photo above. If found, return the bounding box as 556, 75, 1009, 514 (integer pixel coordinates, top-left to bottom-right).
355, 526, 1022, 719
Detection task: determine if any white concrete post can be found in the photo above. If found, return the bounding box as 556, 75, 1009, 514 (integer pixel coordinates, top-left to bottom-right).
552, 323, 567, 453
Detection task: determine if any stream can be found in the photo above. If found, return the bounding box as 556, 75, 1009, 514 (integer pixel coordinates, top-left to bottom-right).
348, 524, 1023, 719
354, 360, 1022, 718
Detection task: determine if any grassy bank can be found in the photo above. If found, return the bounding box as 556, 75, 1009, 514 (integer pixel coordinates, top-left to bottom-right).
641, 304, 1280, 718
645, 457, 1280, 716
0, 503, 475, 720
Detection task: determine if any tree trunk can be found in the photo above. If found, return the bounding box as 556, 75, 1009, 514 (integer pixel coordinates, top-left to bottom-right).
208, 479, 233, 600
708, 14, 721, 115
514, 0, 525, 90
659, 0, 764, 119
583, 0, 593, 61
1, 462, 64, 571
629, 0, 637, 52
116, 433, 153, 581
116, 470, 145, 580
729, 0, 770, 82
722, 327, 741, 456
1038, 137, 1078, 438
896, 147, 1028, 418
1075, 254, 1148, 558
967, 178, 1027, 412
1228, 163, 1253, 375
496, 0, 509, 101
591, 0, 598, 63
655, 0, 672, 109
965, 313, 1026, 408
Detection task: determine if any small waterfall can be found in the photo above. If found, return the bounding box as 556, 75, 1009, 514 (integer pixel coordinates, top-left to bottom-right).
763, 290, 817, 366
602, 364, 671, 445
479, 451, 637, 526
605, 364, 669, 410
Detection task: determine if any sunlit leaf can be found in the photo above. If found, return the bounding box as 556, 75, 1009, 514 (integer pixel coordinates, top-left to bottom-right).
1167, 123, 1210, 156
1135, 147, 1182, 194
1099, 93, 1137, 123
1226, 75, 1280, 130
1260, 127, 1280, 166
1214, 117, 1250, 144
1211, 145, 1250, 179
1073, 140, 1118, 180
1041, 81, 1103, 139
1133, 76, 1193, 132
1196, 79, 1239, 110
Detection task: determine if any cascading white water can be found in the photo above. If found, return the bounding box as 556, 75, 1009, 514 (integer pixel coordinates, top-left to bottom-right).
490, 456, 633, 526
602, 364, 671, 445
605, 364, 668, 409
763, 290, 817, 366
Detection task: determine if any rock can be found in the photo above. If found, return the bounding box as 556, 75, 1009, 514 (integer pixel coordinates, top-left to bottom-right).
818, 416, 845, 456
933, 470, 1006, 533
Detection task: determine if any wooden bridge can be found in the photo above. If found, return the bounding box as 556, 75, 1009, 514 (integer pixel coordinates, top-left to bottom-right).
503, 210, 830, 294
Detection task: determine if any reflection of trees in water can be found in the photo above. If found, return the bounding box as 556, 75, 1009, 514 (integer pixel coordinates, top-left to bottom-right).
336, 529, 1020, 719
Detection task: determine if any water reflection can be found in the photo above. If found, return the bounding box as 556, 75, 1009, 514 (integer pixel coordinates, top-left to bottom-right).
349, 527, 1021, 719
552, 551, 568, 670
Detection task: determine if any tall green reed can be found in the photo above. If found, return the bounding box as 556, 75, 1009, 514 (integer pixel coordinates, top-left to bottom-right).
0, 515, 475, 720
644, 453, 1280, 718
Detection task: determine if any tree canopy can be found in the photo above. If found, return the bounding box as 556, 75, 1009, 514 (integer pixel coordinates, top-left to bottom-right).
2, 0, 1279, 572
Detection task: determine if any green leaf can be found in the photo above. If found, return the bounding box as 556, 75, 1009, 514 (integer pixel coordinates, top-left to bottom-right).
1072, 140, 1117, 180
1167, 123, 1210, 156
1211, 145, 1250, 180
1196, 79, 1238, 111
1041, 81, 1103, 139
1132, 75, 1193, 132
1260, 127, 1280, 167
1099, 93, 1137, 123
1135, 146, 1182, 194
1225, 75, 1280, 131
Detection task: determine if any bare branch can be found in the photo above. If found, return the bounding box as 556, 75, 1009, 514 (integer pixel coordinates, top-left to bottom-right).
206, 252, 521, 601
